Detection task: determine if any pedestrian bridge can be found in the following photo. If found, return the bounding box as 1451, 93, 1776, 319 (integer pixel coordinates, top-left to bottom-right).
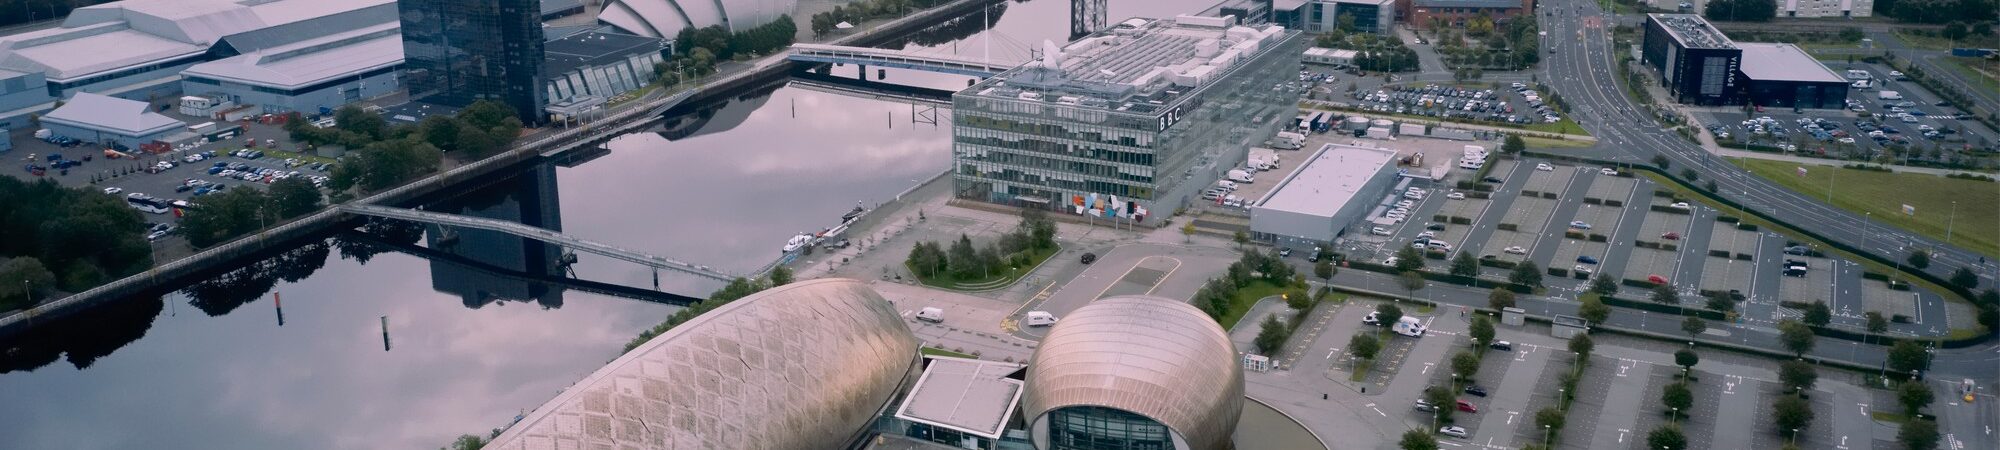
338, 204, 739, 283
787, 43, 1018, 77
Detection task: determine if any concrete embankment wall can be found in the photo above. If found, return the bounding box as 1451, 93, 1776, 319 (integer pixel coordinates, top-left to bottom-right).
0, 0, 1004, 337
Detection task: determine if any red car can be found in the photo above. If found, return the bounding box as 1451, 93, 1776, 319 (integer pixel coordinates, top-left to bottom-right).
1661, 232, 1681, 240
1457, 400, 1478, 413
1648, 274, 1669, 285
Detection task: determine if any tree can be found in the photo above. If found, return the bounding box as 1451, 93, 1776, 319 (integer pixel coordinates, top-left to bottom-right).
1950, 267, 1979, 289
1399, 270, 1427, 297
1349, 332, 1383, 360
1662, 382, 1693, 418
1451, 351, 1481, 382
1706, 291, 1736, 313
1651, 284, 1680, 304
1774, 395, 1814, 435
178, 188, 270, 248
1450, 252, 1479, 277
1943, 21, 1969, 40
1803, 301, 1832, 327
1675, 349, 1700, 377
1316, 260, 1335, 282
1778, 320, 1816, 357
1535, 407, 1565, 432
1590, 275, 1618, 295
1899, 418, 1940, 450
1376, 303, 1405, 334
768, 266, 794, 286
1779, 359, 1819, 394
1510, 262, 1543, 289
1503, 134, 1525, 154
1887, 340, 1931, 375
1470, 315, 1496, 346
445, 434, 488, 450
1424, 385, 1457, 422
266, 177, 323, 220
1568, 333, 1594, 358
1488, 287, 1516, 310
1652, 154, 1671, 169
0, 257, 57, 309
1181, 222, 1196, 242
1286, 288, 1315, 311
1907, 250, 1931, 269
1578, 295, 1611, 326
948, 234, 980, 278
1255, 315, 1292, 355
1395, 246, 1426, 272
1647, 424, 1687, 450
1897, 380, 1935, 416
1400, 429, 1439, 450
1681, 316, 1708, 339
1233, 231, 1249, 249
1866, 311, 1890, 336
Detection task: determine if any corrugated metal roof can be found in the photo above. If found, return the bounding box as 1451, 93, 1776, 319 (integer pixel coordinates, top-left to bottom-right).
9, 28, 204, 80
0, 0, 392, 82
43, 92, 184, 135
1413, 0, 1525, 8
183, 25, 403, 89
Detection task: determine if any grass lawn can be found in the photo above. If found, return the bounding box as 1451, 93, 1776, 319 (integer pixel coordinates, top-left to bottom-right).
1218, 279, 1294, 331
909, 245, 1059, 291
1728, 158, 2000, 259
1941, 57, 2000, 93
920, 347, 978, 359
1523, 118, 1591, 136
1348, 359, 1375, 382
1642, 172, 1991, 336
1891, 31, 1957, 51
1522, 136, 1596, 149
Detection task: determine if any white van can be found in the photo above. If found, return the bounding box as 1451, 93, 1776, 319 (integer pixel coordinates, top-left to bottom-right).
1216, 180, 1239, 191
1025, 311, 1059, 327
1393, 316, 1427, 337
915, 307, 946, 323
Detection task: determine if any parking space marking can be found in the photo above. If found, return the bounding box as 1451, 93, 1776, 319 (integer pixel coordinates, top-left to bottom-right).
1365, 403, 1386, 417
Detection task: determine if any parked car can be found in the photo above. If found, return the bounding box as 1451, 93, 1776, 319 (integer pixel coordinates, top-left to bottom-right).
1648, 274, 1669, 285
1784, 246, 1809, 256
1576, 255, 1599, 264
1489, 340, 1513, 351
1569, 221, 1592, 230
1446, 192, 1466, 200
1414, 399, 1437, 412
1503, 246, 1527, 255
1661, 232, 1681, 240
103, 187, 122, 195
1439, 426, 1469, 438
1599, 168, 1618, 176
1668, 202, 1691, 210
1080, 253, 1097, 264
1463, 385, 1488, 397
1535, 163, 1554, 171
1427, 223, 1446, 231
1456, 400, 1478, 413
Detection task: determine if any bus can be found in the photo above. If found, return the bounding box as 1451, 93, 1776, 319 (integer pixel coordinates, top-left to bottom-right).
127, 197, 169, 214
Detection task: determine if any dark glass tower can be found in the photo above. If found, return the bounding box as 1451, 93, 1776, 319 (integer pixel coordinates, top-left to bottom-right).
397, 0, 548, 124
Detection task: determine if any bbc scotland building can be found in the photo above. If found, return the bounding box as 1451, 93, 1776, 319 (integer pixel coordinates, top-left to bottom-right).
950, 15, 1304, 225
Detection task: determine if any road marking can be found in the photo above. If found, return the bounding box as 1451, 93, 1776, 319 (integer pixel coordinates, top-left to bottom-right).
1423, 362, 1435, 374
1327, 349, 1340, 359
1507, 410, 1518, 425
1858, 403, 1868, 416
1617, 429, 1629, 443
1838, 435, 1848, 449
1366, 403, 1386, 417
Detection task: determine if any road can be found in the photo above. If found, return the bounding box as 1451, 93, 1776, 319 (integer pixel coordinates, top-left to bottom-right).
1536, 0, 2000, 290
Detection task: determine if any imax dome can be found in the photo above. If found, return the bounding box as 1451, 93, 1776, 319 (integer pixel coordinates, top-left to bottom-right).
1020, 295, 1245, 450
484, 278, 921, 450
598, 0, 796, 39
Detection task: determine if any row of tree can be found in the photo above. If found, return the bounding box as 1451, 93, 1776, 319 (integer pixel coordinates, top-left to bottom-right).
808, 0, 952, 37
303, 101, 519, 194
1873, 0, 1998, 24
905, 209, 1057, 281
620, 266, 794, 354
176, 177, 323, 248
0, 177, 153, 309
675, 16, 799, 62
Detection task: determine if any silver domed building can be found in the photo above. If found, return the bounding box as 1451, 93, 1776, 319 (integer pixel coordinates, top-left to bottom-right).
598, 0, 796, 39
484, 278, 921, 450
1020, 295, 1245, 450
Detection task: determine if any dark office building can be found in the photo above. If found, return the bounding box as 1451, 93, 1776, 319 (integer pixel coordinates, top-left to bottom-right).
1641, 13, 1849, 109
398, 0, 549, 124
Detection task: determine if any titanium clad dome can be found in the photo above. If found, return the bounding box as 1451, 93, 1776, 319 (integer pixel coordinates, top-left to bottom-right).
484, 278, 921, 450
598, 0, 797, 39
1021, 295, 1245, 450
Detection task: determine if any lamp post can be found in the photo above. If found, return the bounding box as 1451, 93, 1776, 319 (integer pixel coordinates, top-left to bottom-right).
1946, 200, 1957, 243
1544, 424, 1553, 446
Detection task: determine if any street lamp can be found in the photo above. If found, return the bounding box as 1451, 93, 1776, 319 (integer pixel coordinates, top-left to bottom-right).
1544, 424, 1553, 445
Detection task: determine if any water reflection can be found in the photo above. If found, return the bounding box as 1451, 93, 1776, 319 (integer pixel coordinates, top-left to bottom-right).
0, 295, 162, 374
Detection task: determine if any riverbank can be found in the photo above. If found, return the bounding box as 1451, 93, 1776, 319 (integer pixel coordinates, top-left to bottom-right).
0, 0, 1007, 337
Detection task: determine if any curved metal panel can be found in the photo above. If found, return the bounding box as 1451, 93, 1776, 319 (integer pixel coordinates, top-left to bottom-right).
597, 1, 662, 38
1021, 295, 1244, 450
485, 278, 921, 450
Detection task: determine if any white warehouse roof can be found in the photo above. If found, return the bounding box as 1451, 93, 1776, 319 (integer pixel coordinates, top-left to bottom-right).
0, 0, 394, 82
181, 24, 403, 90
1736, 43, 1846, 84
1254, 142, 1400, 218
42, 92, 184, 136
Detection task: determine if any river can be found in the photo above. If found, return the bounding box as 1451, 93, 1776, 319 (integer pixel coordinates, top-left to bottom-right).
0, 0, 1219, 448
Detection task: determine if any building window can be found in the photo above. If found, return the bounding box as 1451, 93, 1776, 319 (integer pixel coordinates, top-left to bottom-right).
1047, 406, 1171, 450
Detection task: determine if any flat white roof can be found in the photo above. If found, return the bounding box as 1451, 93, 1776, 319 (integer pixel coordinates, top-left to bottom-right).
42, 92, 184, 136
1254, 142, 1400, 217
1736, 43, 1846, 84
893, 357, 1025, 439
0, 0, 393, 82
182, 25, 401, 90
9, 28, 205, 81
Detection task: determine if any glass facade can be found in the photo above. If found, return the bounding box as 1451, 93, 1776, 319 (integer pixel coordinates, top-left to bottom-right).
951, 24, 1304, 225
397, 0, 548, 123
1046, 406, 1172, 450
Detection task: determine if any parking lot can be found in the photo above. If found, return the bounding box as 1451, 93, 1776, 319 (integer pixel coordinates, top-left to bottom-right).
1699, 61, 1998, 160
1352, 156, 1962, 336
1347, 82, 1569, 127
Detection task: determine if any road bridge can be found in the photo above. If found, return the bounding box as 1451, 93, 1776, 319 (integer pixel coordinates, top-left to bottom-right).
787, 43, 1017, 77
338, 204, 740, 283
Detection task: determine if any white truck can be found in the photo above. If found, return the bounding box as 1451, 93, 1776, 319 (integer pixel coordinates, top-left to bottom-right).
1226, 169, 1255, 183
1878, 90, 1903, 101
1273, 131, 1306, 149
1392, 316, 1427, 337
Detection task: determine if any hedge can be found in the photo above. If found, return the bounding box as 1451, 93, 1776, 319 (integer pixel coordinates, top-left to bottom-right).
1589, 234, 1609, 242
1584, 197, 1603, 205
1605, 199, 1623, 207
1716, 216, 1740, 224
1736, 223, 1758, 231
1542, 192, 1559, 199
